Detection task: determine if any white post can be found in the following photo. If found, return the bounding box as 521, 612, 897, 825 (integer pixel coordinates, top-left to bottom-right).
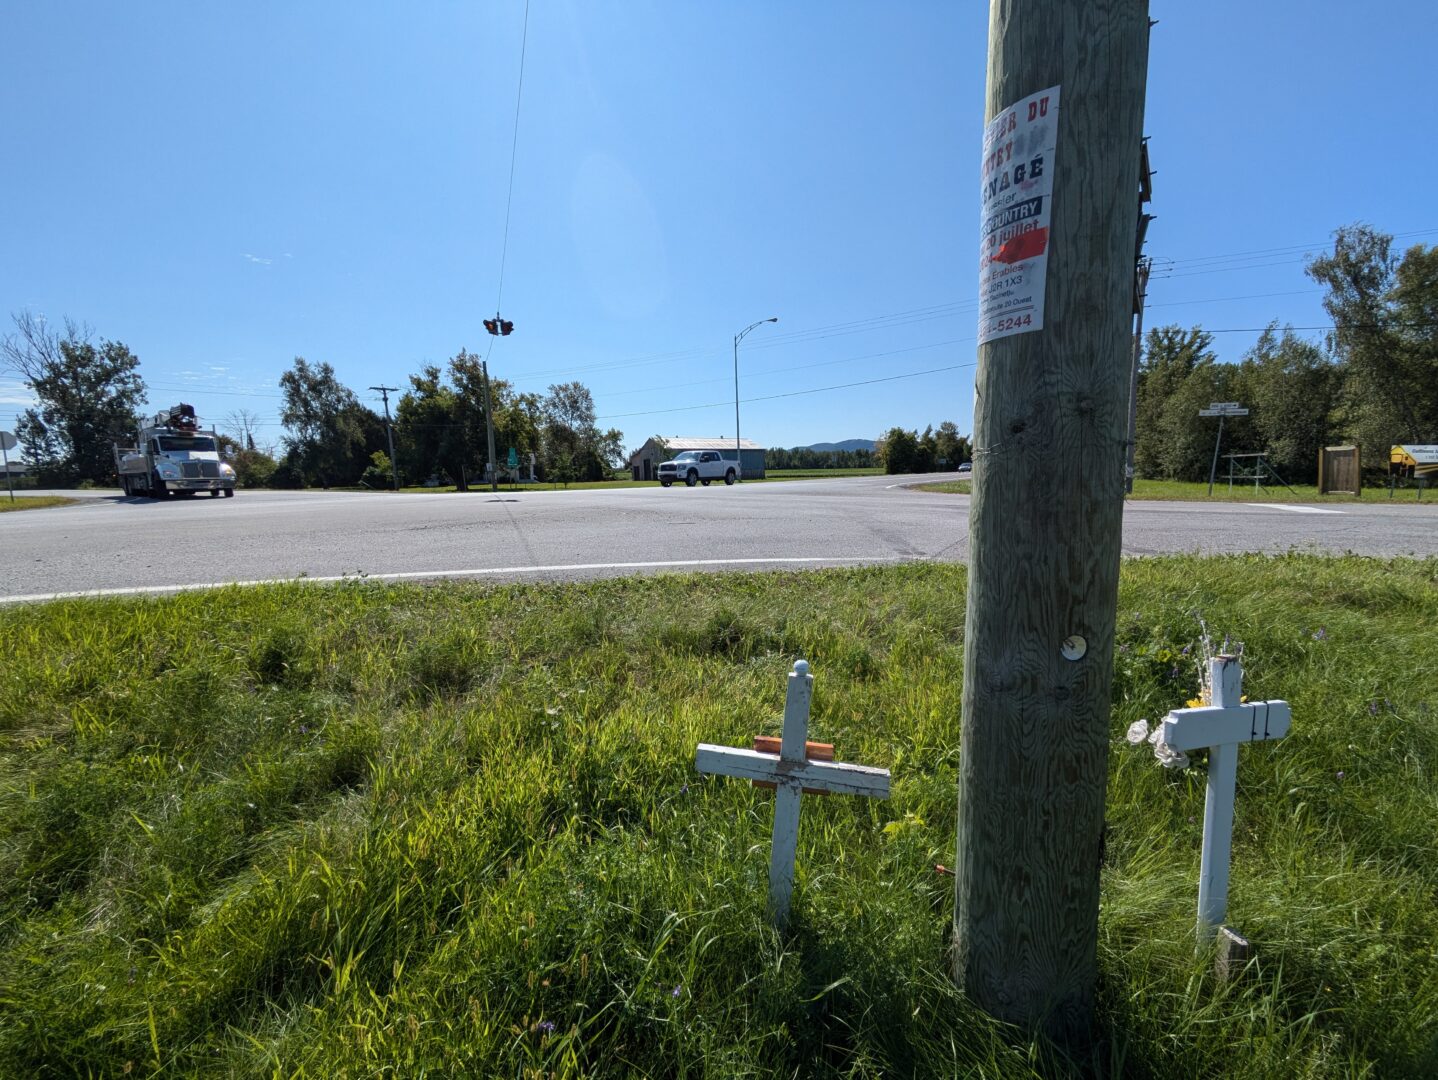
1197, 656, 1242, 940
766, 660, 812, 926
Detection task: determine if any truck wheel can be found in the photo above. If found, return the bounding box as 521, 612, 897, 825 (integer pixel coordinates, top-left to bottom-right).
150, 472, 170, 498
660, 479, 672, 487
210, 489, 221, 497
701, 479, 711, 486
685, 470, 698, 487
724, 469, 736, 485
223, 488, 235, 497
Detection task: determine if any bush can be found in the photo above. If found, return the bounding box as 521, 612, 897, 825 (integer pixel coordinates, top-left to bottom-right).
360, 451, 394, 489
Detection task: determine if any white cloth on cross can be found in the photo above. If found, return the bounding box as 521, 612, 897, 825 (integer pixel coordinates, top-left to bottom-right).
694, 660, 890, 926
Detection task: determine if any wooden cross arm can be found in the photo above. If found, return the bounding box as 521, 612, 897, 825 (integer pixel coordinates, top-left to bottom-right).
695, 744, 891, 799
1158, 699, 1291, 752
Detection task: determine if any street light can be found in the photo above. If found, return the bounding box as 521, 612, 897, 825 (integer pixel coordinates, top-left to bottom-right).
734, 317, 777, 481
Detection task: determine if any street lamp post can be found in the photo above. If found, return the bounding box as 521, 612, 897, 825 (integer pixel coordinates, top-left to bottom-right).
734, 317, 778, 481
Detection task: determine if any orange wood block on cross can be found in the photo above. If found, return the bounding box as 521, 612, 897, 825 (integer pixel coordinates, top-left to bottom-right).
751, 735, 834, 795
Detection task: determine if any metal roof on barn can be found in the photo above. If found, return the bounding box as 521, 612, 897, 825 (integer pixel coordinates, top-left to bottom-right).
659, 437, 765, 451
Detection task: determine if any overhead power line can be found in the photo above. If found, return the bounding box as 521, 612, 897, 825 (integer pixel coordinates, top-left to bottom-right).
596, 360, 979, 421
493, 0, 531, 320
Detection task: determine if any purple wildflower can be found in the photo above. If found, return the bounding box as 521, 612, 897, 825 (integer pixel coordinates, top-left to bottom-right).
1336, 771, 1345, 781
1181, 645, 1191, 656
671, 984, 683, 998
299, 724, 308, 735
1369, 701, 1379, 716
538, 1020, 556, 1034
1312, 627, 1327, 641
679, 784, 689, 796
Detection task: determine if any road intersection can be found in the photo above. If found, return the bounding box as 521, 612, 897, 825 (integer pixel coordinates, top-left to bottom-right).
4, 475, 1435, 603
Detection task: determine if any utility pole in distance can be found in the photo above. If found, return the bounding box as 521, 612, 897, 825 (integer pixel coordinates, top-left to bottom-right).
369, 385, 401, 491
1124, 255, 1152, 494
955, 0, 1150, 1044
481, 360, 499, 493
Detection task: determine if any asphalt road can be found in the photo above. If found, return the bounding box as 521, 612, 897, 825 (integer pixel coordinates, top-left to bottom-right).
4, 475, 1436, 602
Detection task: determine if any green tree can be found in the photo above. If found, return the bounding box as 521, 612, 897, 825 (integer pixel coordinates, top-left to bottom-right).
230, 447, 277, 488
876, 427, 920, 474
1, 311, 147, 484
278, 358, 368, 487
933, 421, 969, 467
1134, 326, 1222, 480
1307, 225, 1438, 464
394, 364, 462, 486
540, 381, 622, 481
1236, 325, 1342, 484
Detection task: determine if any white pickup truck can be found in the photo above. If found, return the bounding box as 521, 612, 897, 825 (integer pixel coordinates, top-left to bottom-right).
656, 450, 739, 488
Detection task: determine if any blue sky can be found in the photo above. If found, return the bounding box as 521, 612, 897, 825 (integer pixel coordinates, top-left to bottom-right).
3, 1, 1436, 456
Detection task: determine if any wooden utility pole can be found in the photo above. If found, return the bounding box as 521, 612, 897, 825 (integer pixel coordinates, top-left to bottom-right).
955, 0, 1150, 1042
1124, 257, 1151, 494
481, 360, 500, 493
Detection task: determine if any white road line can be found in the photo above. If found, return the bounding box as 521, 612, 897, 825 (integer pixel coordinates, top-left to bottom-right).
1245, 504, 1346, 515
2, 556, 903, 605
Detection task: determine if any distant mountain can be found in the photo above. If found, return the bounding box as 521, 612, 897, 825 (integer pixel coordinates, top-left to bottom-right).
802, 439, 875, 453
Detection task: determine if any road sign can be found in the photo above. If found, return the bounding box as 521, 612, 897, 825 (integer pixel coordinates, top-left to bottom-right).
1208, 402, 1240, 410
1, 431, 15, 503
507, 447, 518, 468
1199, 407, 1248, 417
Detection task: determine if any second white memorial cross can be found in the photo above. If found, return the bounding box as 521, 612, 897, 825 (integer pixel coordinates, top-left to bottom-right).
695, 660, 890, 927
1158, 654, 1291, 942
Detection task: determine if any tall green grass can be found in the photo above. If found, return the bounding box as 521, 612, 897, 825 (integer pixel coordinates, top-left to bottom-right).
1, 556, 1435, 1076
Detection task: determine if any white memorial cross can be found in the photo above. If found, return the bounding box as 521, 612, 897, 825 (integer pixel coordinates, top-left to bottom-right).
695, 660, 890, 927
1158, 654, 1291, 941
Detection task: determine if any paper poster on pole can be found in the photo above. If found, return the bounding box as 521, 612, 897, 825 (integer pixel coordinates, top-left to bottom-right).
978, 85, 1060, 345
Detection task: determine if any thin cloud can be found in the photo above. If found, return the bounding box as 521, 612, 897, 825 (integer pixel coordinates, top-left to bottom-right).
240, 253, 273, 266
0, 381, 37, 407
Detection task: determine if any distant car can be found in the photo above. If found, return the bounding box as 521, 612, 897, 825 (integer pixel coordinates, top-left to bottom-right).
956, 462, 973, 477
657, 450, 738, 488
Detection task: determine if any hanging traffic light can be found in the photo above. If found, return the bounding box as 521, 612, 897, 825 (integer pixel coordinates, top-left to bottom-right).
499, 319, 514, 336
483, 318, 499, 336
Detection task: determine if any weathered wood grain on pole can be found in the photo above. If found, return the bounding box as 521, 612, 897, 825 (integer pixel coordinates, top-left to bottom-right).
954, 0, 1150, 1041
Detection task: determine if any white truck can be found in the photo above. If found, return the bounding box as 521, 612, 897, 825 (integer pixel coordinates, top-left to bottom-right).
656, 450, 739, 487
114, 404, 237, 498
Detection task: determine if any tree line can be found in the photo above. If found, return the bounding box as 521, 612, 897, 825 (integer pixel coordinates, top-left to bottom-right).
1136, 224, 1437, 484
874, 421, 971, 474
764, 445, 875, 470
0, 323, 625, 489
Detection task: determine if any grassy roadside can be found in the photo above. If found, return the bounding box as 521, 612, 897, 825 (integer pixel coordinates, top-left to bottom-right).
1, 556, 1435, 1076
1126, 478, 1433, 503
0, 496, 78, 513
908, 477, 1436, 503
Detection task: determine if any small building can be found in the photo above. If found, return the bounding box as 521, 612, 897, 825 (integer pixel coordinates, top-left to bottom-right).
1390, 444, 1438, 480
628, 436, 766, 481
